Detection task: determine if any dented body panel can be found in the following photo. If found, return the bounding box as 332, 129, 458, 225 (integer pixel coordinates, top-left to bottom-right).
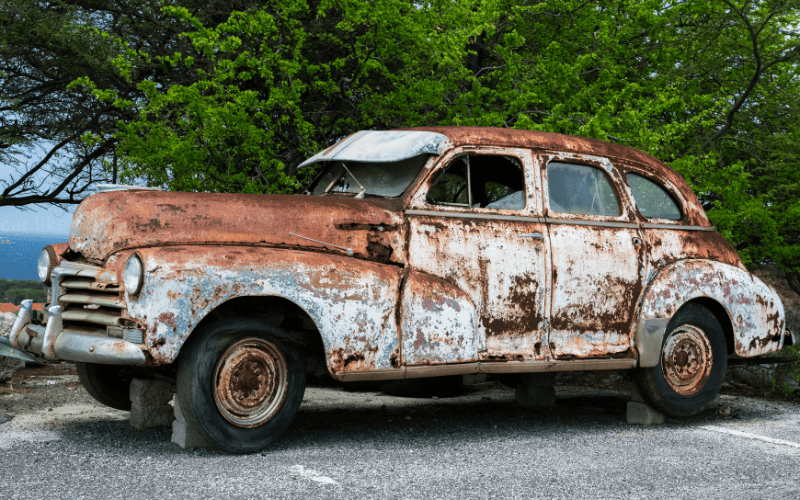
130, 246, 404, 372
639, 259, 785, 357
13, 126, 786, 383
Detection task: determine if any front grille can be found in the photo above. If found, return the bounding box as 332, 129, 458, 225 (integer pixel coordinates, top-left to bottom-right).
52, 263, 126, 330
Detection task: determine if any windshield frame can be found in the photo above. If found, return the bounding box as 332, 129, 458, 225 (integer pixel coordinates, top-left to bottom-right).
301, 154, 433, 199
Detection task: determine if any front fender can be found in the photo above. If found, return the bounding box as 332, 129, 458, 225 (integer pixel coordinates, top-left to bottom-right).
126, 246, 403, 372
638, 259, 785, 359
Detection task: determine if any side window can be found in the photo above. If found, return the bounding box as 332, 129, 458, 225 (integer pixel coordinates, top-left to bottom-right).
427, 155, 526, 209
626, 173, 682, 220
547, 162, 621, 217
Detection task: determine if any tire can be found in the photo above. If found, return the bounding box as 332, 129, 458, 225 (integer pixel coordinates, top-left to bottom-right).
176, 319, 306, 453
76, 362, 133, 411
634, 303, 727, 417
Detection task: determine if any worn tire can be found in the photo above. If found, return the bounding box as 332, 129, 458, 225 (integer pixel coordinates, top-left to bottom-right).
634, 303, 727, 417
176, 319, 306, 453
76, 362, 133, 411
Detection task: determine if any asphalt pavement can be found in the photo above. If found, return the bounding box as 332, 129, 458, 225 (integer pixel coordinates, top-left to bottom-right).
1, 372, 799, 500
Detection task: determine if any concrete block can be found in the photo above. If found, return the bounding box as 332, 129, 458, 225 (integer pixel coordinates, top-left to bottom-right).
627, 401, 665, 425
130, 404, 173, 429
173, 398, 186, 424
515, 383, 556, 407
130, 378, 173, 406
520, 372, 556, 387
171, 419, 213, 450
630, 383, 646, 403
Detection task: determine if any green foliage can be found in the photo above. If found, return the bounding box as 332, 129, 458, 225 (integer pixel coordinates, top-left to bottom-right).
69, 0, 800, 273
772, 344, 800, 397
0, 279, 46, 305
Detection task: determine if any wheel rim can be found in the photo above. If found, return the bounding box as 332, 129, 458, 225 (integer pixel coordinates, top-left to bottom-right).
661, 324, 713, 396
213, 337, 288, 428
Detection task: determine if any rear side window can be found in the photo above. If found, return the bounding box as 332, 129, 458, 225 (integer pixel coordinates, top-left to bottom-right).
626, 173, 681, 220
547, 162, 621, 217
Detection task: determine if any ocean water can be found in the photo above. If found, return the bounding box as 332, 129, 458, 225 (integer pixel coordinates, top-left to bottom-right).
0, 233, 69, 280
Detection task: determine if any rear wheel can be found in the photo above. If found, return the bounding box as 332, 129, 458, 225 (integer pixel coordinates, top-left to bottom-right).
176, 319, 305, 453
76, 362, 133, 411
634, 303, 727, 417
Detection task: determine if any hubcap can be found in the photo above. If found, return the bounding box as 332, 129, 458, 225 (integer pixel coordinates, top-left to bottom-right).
214, 337, 288, 428
661, 325, 713, 396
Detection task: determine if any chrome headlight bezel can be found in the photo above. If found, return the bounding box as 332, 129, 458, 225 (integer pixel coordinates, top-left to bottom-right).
123, 254, 144, 295
37, 246, 56, 284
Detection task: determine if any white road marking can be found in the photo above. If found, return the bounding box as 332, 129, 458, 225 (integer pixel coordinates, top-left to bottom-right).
700, 425, 800, 449
289, 465, 340, 486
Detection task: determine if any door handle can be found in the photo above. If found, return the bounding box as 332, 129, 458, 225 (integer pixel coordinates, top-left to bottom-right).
633, 237, 643, 246
520, 232, 544, 240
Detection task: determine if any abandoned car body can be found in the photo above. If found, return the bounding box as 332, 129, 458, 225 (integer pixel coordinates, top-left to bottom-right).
2, 127, 795, 452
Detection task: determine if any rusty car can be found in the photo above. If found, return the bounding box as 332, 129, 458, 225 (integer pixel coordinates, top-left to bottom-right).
1, 127, 795, 452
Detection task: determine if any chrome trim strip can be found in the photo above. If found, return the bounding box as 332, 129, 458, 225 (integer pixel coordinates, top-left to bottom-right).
407, 210, 716, 232
405, 209, 542, 223
641, 223, 716, 231
544, 217, 639, 229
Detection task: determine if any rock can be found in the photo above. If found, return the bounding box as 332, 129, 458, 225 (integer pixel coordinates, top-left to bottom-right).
0, 357, 24, 383
727, 362, 798, 392
1, 312, 27, 383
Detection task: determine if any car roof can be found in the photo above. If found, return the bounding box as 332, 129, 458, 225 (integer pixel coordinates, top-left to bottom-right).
407, 126, 702, 221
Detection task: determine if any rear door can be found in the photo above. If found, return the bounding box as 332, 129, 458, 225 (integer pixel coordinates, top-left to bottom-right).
542, 155, 647, 359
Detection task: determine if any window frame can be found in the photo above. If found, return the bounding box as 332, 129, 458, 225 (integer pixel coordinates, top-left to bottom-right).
624, 171, 685, 223
409, 146, 540, 216
541, 154, 636, 223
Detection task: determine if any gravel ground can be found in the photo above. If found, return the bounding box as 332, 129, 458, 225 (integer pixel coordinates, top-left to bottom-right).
1, 364, 799, 500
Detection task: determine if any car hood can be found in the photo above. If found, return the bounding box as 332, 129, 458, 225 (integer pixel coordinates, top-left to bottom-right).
70, 191, 407, 263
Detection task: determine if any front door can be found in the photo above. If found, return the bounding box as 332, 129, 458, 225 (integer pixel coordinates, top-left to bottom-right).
403, 147, 552, 364
542, 155, 647, 359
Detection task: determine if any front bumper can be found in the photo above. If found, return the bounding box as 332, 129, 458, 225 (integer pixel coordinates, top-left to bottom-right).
0, 299, 146, 365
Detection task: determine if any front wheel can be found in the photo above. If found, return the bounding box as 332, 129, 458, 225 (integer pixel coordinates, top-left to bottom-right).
176, 319, 306, 453
634, 303, 727, 417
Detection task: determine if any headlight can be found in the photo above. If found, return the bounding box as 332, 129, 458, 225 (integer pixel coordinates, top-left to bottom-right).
37, 247, 56, 284
123, 255, 144, 295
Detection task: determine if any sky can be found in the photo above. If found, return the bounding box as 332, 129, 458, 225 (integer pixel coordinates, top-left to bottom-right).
0, 204, 74, 237
1, 147, 82, 238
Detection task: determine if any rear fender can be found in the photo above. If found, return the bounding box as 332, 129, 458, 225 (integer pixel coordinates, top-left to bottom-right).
636, 259, 785, 363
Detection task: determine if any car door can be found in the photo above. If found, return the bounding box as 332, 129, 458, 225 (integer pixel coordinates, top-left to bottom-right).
542, 154, 647, 359
403, 147, 552, 364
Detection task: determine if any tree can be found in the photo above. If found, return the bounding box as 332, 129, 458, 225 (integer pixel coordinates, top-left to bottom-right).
7, 0, 800, 281
0, 0, 261, 207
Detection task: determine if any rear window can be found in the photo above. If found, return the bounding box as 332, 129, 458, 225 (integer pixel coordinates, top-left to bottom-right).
626, 173, 682, 220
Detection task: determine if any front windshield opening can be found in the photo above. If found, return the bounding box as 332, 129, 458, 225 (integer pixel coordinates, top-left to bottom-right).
306, 154, 430, 198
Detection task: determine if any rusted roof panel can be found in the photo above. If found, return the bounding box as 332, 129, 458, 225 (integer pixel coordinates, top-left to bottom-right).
408, 126, 706, 226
